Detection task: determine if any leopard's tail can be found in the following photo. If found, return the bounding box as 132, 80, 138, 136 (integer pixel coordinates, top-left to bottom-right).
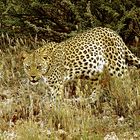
124, 45, 140, 68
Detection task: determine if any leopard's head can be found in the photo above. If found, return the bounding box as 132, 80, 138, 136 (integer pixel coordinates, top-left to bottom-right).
22, 48, 51, 85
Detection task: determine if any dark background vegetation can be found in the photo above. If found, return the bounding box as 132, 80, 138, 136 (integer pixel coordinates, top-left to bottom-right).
0, 0, 140, 53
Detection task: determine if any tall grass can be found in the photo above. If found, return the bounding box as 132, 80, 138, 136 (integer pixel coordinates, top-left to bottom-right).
0, 37, 140, 139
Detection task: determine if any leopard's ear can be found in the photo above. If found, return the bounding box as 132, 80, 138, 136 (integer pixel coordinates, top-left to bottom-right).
20, 51, 29, 60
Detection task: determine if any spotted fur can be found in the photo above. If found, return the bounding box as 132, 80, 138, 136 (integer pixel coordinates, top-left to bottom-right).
22, 27, 140, 101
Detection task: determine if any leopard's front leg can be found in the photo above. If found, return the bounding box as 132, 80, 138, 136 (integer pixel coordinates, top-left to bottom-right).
44, 65, 65, 106
48, 83, 64, 103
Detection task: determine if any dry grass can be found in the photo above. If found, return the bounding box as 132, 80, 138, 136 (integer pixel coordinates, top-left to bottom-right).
0, 37, 140, 140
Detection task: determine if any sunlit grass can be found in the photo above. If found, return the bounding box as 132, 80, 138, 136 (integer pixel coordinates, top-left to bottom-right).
0, 37, 140, 139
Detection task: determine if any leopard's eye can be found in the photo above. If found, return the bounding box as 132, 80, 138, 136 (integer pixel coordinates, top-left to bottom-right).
37, 65, 42, 70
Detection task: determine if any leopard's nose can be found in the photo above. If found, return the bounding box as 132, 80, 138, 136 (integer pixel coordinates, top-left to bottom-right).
31, 76, 36, 79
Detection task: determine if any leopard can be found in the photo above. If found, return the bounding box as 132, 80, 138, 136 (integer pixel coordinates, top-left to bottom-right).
22, 27, 140, 102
